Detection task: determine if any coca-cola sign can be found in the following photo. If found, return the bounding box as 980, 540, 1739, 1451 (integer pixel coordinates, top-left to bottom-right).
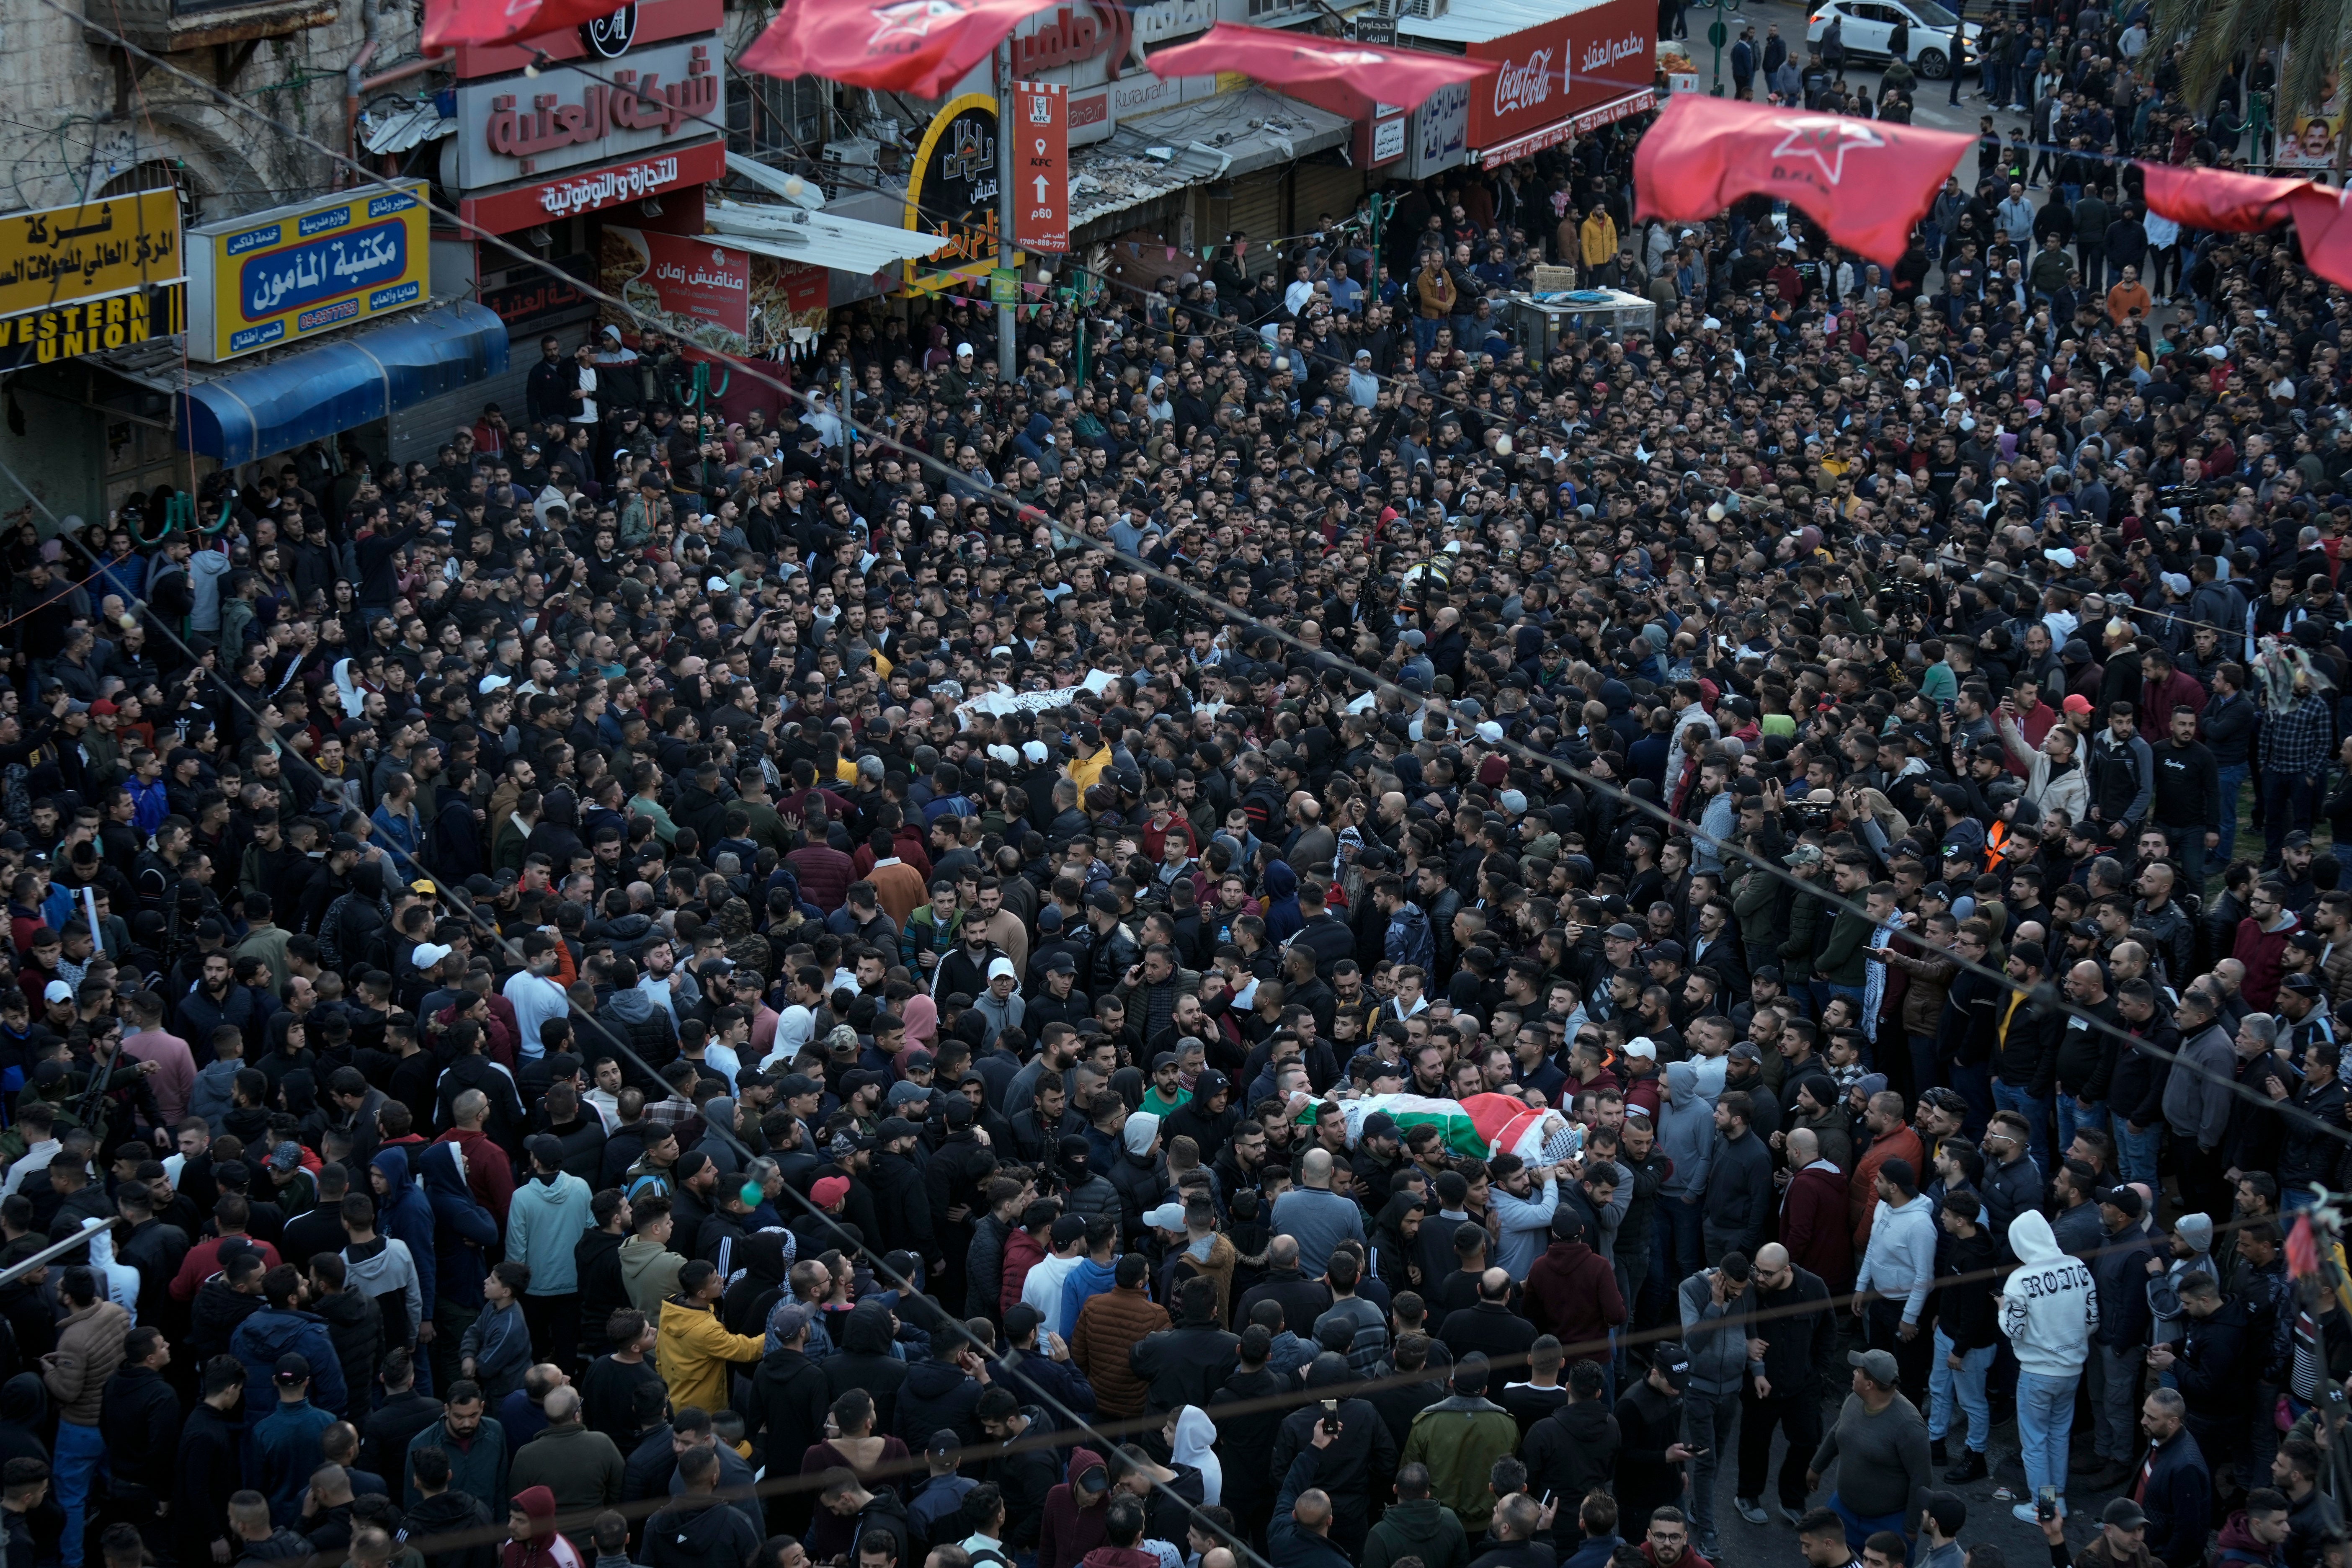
1491, 46, 1554, 120
1461, 0, 1651, 155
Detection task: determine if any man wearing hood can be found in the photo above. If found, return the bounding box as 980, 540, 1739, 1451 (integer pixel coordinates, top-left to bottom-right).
420, 1142, 501, 1391
1525, 1210, 1624, 1362
692, 1097, 756, 1177
648, 1443, 761, 1568
2000, 1207, 2097, 1524
1657, 1061, 1714, 1282
505, 1137, 593, 1375
1039, 1448, 1114, 1568
1104, 1110, 1170, 1244
594, 958, 677, 1090
867, 1117, 944, 1280
367, 1148, 437, 1382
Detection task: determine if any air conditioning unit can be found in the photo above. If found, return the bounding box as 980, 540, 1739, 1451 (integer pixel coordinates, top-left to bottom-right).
824, 137, 881, 168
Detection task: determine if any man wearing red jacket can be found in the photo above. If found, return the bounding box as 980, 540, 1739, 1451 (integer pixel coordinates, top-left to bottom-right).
2137, 647, 2208, 732
433, 1092, 516, 1231
1522, 1209, 1626, 1351
1779, 1126, 1853, 1293
167, 1193, 283, 1301
2231, 879, 2299, 1011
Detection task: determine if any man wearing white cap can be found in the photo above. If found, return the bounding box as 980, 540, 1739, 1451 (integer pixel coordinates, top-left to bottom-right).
972, 956, 1026, 1050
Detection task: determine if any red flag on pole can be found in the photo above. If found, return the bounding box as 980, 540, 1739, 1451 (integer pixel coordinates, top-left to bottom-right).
2128, 163, 2352, 291
2289, 183, 2352, 291
1142, 24, 1495, 112
1632, 94, 1972, 266
2138, 162, 2312, 231
424, 0, 636, 49
741, 0, 1060, 98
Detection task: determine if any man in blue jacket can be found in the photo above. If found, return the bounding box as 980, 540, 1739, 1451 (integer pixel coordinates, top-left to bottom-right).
232, 1264, 349, 1420
250, 1354, 336, 1526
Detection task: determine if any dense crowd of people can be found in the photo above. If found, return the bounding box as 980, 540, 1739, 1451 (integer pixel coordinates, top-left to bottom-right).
2, 10, 2352, 1568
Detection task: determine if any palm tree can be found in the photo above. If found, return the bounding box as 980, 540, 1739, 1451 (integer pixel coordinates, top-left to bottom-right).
2147, 0, 2350, 173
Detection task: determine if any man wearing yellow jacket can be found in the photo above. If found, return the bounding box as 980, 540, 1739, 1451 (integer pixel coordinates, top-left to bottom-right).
655, 1261, 767, 1417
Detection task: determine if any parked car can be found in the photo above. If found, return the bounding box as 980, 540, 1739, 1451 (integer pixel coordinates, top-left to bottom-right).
1805, 0, 1982, 77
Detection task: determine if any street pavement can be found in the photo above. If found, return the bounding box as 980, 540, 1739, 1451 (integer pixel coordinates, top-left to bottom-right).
1691, 1336, 2151, 1568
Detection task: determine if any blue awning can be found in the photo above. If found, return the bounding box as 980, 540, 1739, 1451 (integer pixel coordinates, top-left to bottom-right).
174, 301, 509, 465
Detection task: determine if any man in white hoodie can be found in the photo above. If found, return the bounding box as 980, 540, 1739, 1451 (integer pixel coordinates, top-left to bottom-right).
1999, 1207, 2098, 1524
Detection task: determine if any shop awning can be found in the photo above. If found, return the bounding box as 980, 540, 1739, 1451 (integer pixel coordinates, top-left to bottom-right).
95, 301, 509, 465
707, 201, 953, 276
1068, 87, 1351, 230
361, 101, 459, 155
1474, 86, 1654, 164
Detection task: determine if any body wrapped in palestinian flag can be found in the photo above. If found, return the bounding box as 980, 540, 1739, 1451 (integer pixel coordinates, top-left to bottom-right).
1299, 1092, 1580, 1163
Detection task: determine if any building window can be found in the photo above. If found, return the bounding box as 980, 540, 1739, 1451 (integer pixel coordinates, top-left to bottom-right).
95, 158, 203, 229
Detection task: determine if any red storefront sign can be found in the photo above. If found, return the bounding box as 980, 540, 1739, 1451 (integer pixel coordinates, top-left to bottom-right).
456, 134, 725, 231
1013, 80, 1068, 254
1463, 0, 1652, 159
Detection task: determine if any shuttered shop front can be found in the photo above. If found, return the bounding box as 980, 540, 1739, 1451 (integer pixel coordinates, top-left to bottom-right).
1291, 162, 1365, 235
1223, 170, 1287, 274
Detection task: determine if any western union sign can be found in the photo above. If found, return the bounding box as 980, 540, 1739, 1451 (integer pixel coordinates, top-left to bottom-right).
0, 284, 185, 373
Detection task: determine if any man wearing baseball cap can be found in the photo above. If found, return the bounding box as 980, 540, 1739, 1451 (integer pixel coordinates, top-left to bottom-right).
1808, 1349, 1932, 1551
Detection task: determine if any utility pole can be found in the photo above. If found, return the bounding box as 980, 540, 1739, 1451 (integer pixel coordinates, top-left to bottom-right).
995, 38, 1018, 382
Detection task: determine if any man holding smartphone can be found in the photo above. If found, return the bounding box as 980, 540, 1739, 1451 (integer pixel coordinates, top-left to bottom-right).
1676, 1254, 1755, 1560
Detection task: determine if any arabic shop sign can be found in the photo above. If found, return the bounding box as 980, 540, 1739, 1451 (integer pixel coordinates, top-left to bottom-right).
1462, 0, 1651, 152
447, 36, 722, 191
902, 93, 1005, 297
1011, 0, 1133, 77
0, 284, 184, 373
186, 181, 431, 363
1404, 79, 1469, 177
0, 189, 183, 324
454, 135, 727, 231
480, 253, 595, 330
601, 226, 750, 350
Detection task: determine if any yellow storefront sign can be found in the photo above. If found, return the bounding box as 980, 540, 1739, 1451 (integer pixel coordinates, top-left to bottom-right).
0, 189, 184, 323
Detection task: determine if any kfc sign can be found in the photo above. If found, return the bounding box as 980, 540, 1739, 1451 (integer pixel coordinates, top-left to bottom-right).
1463, 0, 1651, 152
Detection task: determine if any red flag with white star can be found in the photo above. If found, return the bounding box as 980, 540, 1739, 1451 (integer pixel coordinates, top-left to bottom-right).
1632, 95, 1972, 266
741, 0, 1060, 97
